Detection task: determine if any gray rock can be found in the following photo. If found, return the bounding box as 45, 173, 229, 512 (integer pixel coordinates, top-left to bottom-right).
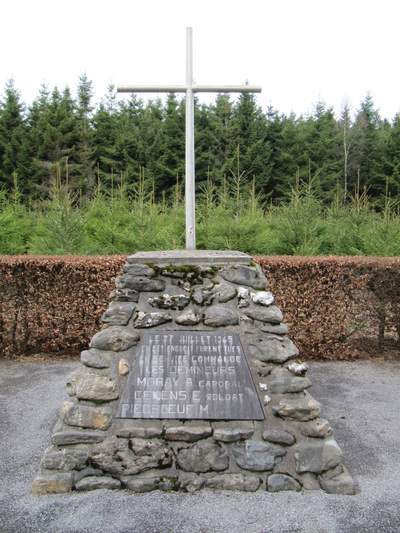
262, 429, 296, 446
124, 474, 177, 493
175, 309, 202, 325
268, 367, 312, 393
90, 326, 140, 351
287, 361, 309, 376
204, 305, 239, 327
113, 419, 163, 439
65, 369, 82, 396
62, 401, 112, 430
272, 392, 321, 421
75, 476, 121, 491
260, 323, 289, 335
32, 472, 73, 495
294, 436, 343, 474
164, 421, 212, 441
205, 473, 261, 491
123, 263, 155, 277
212, 422, 254, 442
52, 429, 105, 446
231, 440, 286, 471
245, 305, 283, 324
178, 472, 205, 493
248, 335, 299, 363
41, 445, 90, 471
73, 467, 104, 483
267, 473, 301, 492
148, 294, 190, 310
299, 418, 333, 438
237, 287, 251, 308
221, 265, 266, 290
80, 349, 112, 369
76, 374, 119, 401
101, 302, 136, 326
135, 311, 172, 328
192, 287, 214, 306
91, 436, 172, 476
319, 465, 356, 495
110, 288, 139, 303
253, 360, 274, 377
251, 291, 274, 306
116, 275, 165, 292
215, 283, 237, 303
176, 441, 229, 473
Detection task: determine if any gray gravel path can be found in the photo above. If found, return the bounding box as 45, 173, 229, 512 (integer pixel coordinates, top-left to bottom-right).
0, 358, 399, 533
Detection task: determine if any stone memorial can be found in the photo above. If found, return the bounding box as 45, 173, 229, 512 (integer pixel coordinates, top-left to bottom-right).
32, 250, 356, 495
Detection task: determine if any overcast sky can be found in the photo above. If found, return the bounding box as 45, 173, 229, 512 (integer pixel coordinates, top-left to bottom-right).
1, 0, 399, 118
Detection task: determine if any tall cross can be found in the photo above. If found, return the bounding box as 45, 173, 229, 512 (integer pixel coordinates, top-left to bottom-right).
117, 27, 261, 250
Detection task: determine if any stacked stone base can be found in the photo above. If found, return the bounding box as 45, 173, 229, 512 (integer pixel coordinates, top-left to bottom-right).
33, 251, 356, 496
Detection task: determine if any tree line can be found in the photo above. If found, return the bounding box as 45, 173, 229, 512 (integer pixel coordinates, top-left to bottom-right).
0, 74, 400, 205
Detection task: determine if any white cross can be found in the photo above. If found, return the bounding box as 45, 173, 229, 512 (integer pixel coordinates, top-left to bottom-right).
117, 27, 261, 250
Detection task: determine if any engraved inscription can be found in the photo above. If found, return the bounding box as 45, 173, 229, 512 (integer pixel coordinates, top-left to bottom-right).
117, 331, 264, 420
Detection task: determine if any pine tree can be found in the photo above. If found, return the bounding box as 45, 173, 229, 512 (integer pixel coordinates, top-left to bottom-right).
0, 80, 30, 193
76, 74, 95, 197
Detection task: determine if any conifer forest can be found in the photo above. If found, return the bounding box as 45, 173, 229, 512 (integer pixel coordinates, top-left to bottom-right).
1, 75, 400, 255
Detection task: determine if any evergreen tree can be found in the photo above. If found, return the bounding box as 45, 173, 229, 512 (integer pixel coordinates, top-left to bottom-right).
0, 80, 29, 193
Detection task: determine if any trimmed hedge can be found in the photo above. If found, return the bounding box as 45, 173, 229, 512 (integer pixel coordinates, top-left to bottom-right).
1, 255, 400, 359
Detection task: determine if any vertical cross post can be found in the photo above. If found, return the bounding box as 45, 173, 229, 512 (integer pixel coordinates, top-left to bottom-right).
185, 27, 195, 250
117, 28, 261, 250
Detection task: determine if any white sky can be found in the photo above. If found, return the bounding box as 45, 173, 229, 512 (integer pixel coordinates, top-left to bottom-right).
1, 0, 399, 118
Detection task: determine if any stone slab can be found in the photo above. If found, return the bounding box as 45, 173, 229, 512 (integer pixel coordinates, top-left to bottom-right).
117, 330, 264, 420
127, 250, 251, 265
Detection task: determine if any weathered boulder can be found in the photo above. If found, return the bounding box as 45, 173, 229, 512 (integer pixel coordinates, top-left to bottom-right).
299, 418, 333, 438
123, 263, 155, 277
176, 441, 229, 473
110, 288, 139, 303
175, 309, 202, 325
135, 311, 172, 328
262, 429, 296, 446
76, 374, 119, 402
91, 436, 172, 476
164, 421, 212, 441
261, 323, 289, 335
294, 437, 343, 474
52, 429, 105, 446
287, 361, 308, 376
251, 291, 274, 306
101, 302, 136, 326
75, 476, 121, 491
248, 335, 299, 363
221, 265, 266, 290
32, 472, 73, 495
62, 401, 112, 430
90, 326, 139, 351
215, 283, 237, 303
272, 392, 321, 421
267, 473, 301, 492
124, 474, 177, 492
205, 473, 261, 491
148, 294, 190, 310
192, 287, 214, 306
204, 305, 239, 327
245, 305, 283, 324
41, 445, 90, 471
116, 275, 165, 292
113, 419, 163, 439
268, 367, 311, 393
231, 440, 286, 471
80, 349, 112, 369
319, 465, 356, 495
212, 422, 254, 442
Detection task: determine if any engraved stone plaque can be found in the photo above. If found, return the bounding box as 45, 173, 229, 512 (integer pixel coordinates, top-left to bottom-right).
117, 330, 264, 420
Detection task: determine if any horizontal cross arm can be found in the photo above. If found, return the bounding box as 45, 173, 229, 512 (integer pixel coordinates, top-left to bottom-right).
193, 85, 261, 93
117, 85, 187, 93
117, 85, 262, 94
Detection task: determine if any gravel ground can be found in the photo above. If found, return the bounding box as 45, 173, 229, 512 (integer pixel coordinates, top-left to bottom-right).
0, 358, 399, 533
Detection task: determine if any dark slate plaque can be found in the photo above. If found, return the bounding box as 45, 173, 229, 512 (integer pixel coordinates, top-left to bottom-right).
117, 330, 264, 420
